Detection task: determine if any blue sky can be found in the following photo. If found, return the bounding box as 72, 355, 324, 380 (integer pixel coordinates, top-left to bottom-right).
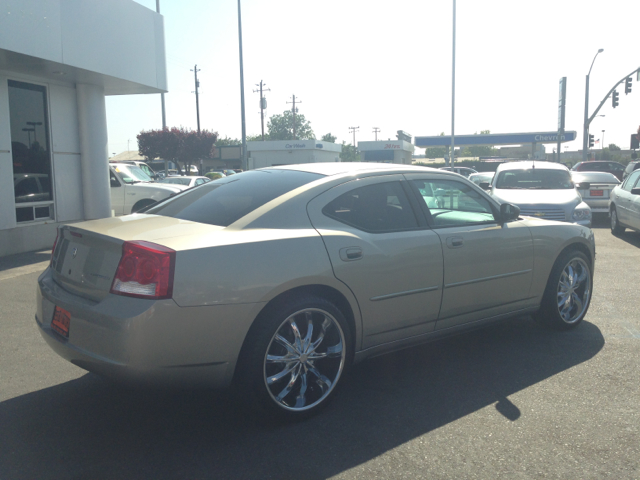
107, 0, 640, 155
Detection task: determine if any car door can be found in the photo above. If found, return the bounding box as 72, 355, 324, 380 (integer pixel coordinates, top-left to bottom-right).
616, 170, 640, 226
109, 168, 125, 215
404, 173, 535, 331
624, 171, 640, 230
307, 174, 444, 349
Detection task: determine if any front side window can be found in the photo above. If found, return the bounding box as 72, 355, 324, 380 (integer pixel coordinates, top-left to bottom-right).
8, 80, 53, 222
112, 165, 153, 184
495, 169, 573, 190
622, 170, 640, 192
323, 181, 418, 233
412, 179, 495, 227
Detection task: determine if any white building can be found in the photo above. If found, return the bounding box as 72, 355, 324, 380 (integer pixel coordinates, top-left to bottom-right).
0, 0, 167, 256
247, 140, 342, 169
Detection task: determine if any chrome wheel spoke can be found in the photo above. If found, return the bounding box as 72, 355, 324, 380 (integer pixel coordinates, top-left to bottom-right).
302, 312, 314, 352
267, 362, 298, 385
289, 320, 303, 352
275, 363, 302, 402
294, 372, 308, 408
274, 334, 298, 355
308, 366, 332, 393
266, 353, 294, 364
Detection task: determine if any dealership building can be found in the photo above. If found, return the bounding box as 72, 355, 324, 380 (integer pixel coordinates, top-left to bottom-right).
0, 0, 167, 256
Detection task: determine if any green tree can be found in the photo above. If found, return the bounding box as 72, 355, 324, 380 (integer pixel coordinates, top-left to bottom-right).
137, 127, 218, 175
215, 136, 241, 146
609, 143, 621, 151
339, 142, 360, 162
321, 133, 337, 143
467, 130, 496, 157
267, 110, 314, 140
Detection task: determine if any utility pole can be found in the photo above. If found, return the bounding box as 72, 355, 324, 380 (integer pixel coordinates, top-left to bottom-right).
237, 0, 247, 170
373, 127, 380, 141
349, 126, 359, 158
253, 80, 270, 141
286, 95, 301, 140
191, 65, 201, 133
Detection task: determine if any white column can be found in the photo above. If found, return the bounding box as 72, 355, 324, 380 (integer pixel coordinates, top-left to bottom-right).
76, 83, 111, 220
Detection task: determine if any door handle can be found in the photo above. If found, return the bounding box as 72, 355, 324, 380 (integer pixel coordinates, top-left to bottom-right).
446, 236, 463, 248
339, 247, 363, 262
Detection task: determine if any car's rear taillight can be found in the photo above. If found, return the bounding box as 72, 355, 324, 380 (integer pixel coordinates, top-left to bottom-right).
110, 241, 176, 299
50, 228, 60, 267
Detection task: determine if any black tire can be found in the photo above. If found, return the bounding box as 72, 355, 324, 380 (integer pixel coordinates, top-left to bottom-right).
610, 205, 625, 235
235, 294, 351, 420
132, 199, 157, 213
534, 250, 592, 331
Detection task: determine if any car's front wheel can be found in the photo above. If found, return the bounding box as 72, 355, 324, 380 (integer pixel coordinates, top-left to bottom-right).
610, 205, 625, 235
535, 250, 592, 330
237, 294, 350, 420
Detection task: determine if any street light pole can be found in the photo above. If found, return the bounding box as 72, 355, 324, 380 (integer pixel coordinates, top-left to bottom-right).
602, 130, 605, 149
450, 0, 456, 169
582, 48, 604, 162
237, 0, 247, 170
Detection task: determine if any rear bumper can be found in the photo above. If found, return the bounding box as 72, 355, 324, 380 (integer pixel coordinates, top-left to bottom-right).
36, 268, 263, 388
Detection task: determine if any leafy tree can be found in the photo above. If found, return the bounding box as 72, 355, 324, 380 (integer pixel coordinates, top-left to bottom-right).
608, 143, 621, 151
339, 142, 360, 162
467, 130, 496, 157
425, 147, 447, 158
215, 136, 241, 146
137, 127, 218, 175
267, 110, 314, 140
321, 133, 337, 143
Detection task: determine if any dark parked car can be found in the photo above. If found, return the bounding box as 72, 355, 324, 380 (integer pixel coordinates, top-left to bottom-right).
571, 161, 625, 181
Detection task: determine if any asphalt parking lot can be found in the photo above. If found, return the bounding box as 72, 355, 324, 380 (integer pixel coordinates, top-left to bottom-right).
1, 215, 638, 479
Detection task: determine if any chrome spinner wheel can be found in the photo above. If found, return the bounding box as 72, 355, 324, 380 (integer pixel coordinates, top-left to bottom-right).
263, 308, 346, 412
556, 257, 591, 325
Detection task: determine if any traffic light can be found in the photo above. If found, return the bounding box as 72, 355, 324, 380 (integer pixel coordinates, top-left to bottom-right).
625, 77, 633, 94
612, 90, 620, 108
589, 134, 595, 148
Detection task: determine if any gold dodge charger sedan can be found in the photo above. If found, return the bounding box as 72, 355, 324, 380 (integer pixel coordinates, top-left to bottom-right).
36, 163, 595, 419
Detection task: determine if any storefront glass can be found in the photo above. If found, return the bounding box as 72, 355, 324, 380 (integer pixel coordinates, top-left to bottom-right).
8, 80, 54, 223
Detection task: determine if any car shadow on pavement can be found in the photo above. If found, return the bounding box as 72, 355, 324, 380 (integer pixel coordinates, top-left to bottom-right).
0, 250, 50, 273
591, 213, 640, 247
0, 317, 604, 480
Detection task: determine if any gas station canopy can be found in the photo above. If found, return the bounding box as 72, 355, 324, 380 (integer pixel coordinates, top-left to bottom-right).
415, 131, 577, 147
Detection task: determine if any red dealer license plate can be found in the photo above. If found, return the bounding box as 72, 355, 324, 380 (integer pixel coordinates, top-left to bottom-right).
51, 306, 71, 338
590, 189, 603, 196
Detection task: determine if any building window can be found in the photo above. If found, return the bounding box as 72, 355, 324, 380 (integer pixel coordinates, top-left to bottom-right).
8, 80, 54, 223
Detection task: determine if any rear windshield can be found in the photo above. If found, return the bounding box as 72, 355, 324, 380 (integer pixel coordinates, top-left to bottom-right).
495, 169, 573, 190
145, 169, 322, 226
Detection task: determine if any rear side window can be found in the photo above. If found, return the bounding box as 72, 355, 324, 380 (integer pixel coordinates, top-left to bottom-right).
322, 181, 418, 233
146, 169, 322, 226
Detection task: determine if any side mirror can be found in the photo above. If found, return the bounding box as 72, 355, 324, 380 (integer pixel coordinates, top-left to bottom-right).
479, 182, 491, 190
631, 188, 640, 196
499, 203, 520, 223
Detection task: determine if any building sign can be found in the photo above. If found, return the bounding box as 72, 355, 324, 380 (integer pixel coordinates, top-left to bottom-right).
415, 131, 577, 147
384, 143, 401, 149
285, 143, 307, 149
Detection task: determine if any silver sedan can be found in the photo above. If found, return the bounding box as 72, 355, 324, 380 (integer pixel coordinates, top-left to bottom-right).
37, 163, 595, 419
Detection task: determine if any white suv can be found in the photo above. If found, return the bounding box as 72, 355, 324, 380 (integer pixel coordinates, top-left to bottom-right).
109, 163, 184, 215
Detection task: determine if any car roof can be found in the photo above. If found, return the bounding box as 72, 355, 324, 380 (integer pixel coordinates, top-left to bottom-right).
496, 160, 569, 172
267, 162, 444, 177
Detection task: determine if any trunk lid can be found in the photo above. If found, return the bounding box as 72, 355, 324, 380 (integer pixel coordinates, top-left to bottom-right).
51, 215, 223, 301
